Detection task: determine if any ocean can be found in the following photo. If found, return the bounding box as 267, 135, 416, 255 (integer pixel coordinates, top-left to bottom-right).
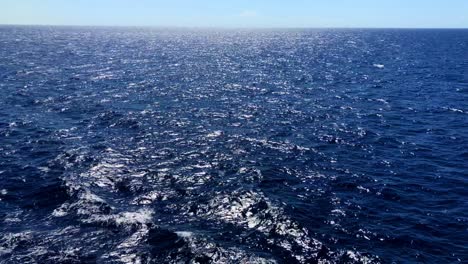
0, 26, 467, 263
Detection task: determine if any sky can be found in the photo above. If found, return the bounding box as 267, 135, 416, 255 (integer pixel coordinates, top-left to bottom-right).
1, 0, 467, 28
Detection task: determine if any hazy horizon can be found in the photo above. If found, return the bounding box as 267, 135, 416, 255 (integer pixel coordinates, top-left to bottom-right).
1, 24, 468, 30
1, 0, 467, 29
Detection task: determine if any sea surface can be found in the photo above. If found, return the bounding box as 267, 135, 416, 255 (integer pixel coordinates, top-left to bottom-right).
0, 26, 467, 263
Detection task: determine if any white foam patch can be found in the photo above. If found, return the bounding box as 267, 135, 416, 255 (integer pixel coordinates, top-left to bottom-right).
51, 188, 111, 220
83, 208, 154, 227
75, 148, 133, 190
80, 191, 106, 204
175, 231, 193, 238
207, 130, 223, 138
204, 190, 323, 262
345, 250, 375, 263
52, 206, 69, 217
114, 209, 153, 225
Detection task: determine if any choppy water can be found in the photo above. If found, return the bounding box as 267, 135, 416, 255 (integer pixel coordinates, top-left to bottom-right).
0, 26, 467, 263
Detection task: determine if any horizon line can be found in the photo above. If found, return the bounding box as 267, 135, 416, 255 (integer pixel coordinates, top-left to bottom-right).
1, 23, 467, 30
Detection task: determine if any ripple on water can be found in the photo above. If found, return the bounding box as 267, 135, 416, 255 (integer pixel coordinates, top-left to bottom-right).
1, 27, 467, 263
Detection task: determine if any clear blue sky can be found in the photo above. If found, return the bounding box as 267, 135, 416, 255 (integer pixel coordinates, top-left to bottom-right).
1, 0, 467, 28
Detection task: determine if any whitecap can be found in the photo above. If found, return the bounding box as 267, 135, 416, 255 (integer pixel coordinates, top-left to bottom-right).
175, 231, 193, 238
206, 130, 223, 138
83, 208, 154, 227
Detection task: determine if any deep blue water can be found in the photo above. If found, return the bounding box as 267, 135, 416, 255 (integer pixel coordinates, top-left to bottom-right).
0, 26, 467, 263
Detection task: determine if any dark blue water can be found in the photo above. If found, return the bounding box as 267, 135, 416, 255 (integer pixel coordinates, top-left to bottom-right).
0, 26, 467, 263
